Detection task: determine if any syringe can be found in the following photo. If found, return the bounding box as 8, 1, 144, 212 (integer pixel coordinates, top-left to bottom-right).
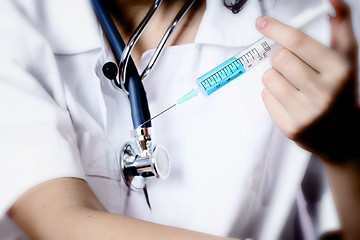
177, 0, 335, 104
139, 0, 335, 127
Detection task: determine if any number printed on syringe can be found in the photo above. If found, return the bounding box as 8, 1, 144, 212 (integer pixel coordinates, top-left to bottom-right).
237, 39, 275, 71
143, 0, 336, 123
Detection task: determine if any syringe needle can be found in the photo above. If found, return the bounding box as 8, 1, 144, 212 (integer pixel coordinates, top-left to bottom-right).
138, 104, 177, 129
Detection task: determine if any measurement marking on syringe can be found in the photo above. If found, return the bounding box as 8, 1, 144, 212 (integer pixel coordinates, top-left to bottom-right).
250, 50, 255, 59
261, 41, 271, 52
238, 48, 263, 68
225, 65, 234, 74
234, 62, 240, 70
234, 59, 243, 70
203, 80, 210, 87
198, 58, 246, 92
254, 48, 261, 58
176, 2, 333, 105
241, 56, 248, 63
220, 69, 228, 77
244, 55, 249, 62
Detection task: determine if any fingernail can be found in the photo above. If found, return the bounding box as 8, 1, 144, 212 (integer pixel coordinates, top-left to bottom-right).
256, 17, 267, 29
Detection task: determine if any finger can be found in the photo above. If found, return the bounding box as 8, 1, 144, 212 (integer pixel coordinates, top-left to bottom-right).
261, 89, 297, 139
262, 67, 301, 112
329, 0, 358, 61
270, 48, 321, 94
256, 16, 342, 74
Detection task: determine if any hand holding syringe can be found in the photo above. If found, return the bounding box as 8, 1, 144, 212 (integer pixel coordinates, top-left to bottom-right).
139, 0, 336, 127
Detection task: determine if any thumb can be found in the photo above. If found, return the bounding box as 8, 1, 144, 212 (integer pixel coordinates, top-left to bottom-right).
329, 0, 358, 60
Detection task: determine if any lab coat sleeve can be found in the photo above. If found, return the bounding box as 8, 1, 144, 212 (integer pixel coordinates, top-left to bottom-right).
0, 2, 86, 217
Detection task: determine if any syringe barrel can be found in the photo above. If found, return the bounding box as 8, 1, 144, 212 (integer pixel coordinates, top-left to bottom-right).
195, 37, 280, 97
191, 0, 334, 99
233, 37, 281, 72
195, 57, 246, 96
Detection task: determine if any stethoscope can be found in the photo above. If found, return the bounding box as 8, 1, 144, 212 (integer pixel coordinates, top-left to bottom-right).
91, 0, 195, 207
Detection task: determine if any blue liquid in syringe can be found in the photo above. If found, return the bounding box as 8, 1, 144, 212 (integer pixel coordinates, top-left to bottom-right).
197, 57, 246, 95
176, 0, 335, 105
177, 37, 276, 105
136, 1, 335, 128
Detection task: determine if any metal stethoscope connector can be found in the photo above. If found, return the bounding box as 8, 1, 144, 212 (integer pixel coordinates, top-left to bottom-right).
116, 0, 194, 193
120, 128, 170, 191
93, 0, 194, 198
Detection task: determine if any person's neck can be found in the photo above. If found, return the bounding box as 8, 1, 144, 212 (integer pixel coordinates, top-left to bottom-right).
110, 0, 206, 66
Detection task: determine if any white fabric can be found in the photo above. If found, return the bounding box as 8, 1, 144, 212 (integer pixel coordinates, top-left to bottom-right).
0, 0, 87, 218
1, 0, 356, 239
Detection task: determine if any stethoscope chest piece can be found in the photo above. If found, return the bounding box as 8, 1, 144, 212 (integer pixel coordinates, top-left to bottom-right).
92, 0, 194, 196
120, 128, 170, 191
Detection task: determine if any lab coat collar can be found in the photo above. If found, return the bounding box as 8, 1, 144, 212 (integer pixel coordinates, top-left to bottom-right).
42, 0, 270, 54
195, 0, 266, 47
24, 0, 102, 54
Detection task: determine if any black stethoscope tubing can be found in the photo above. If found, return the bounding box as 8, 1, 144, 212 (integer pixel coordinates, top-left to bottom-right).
91, 0, 152, 129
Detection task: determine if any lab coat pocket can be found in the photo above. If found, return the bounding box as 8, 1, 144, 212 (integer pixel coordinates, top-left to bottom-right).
75, 131, 120, 181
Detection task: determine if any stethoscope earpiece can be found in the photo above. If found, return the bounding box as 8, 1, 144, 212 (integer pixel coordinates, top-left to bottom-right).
102, 62, 118, 80
92, 0, 194, 209
102, 62, 123, 89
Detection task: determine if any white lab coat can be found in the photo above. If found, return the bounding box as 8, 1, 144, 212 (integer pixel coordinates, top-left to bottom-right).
1, 0, 358, 239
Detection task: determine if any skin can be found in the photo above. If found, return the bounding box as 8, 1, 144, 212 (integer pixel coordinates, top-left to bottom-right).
11, 178, 232, 240
257, 0, 360, 238
9, 0, 360, 239
111, 0, 206, 66
11, 1, 230, 239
